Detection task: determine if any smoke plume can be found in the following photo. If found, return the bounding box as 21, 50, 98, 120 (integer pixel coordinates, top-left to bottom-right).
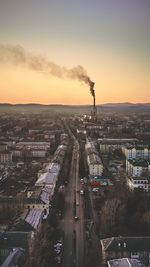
0, 44, 95, 95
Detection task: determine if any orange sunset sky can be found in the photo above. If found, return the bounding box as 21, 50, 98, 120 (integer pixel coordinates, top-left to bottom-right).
0, 0, 149, 105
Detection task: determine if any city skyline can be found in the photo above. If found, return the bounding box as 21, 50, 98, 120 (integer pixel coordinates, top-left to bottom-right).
0, 0, 149, 104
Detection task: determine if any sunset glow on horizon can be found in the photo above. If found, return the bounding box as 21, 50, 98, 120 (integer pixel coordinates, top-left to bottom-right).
0, 0, 149, 105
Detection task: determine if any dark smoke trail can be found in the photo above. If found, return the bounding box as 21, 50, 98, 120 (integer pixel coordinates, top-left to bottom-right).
0, 44, 95, 94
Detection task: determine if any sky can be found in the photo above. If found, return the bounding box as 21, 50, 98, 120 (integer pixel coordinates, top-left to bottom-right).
0, 0, 149, 105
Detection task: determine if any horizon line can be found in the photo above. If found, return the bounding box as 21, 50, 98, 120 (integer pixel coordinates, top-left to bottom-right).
0, 102, 150, 106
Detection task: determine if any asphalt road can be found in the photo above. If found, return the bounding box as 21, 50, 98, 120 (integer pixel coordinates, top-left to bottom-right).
60, 133, 85, 267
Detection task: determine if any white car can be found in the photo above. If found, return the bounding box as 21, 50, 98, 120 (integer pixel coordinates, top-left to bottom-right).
92, 188, 99, 192
80, 190, 84, 195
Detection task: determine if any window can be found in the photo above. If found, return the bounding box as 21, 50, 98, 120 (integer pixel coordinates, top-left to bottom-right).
131, 252, 139, 256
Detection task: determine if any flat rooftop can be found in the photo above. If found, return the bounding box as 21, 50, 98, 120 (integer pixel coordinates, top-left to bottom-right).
108, 258, 145, 267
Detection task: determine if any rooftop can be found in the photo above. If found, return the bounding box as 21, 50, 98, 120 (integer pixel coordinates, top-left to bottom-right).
124, 144, 149, 150
0, 231, 31, 249
128, 159, 149, 167
88, 153, 102, 165
35, 171, 58, 185
25, 209, 43, 229
108, 258, 145, 267
40, 187, 53, 204
45, 162, 60, 173
16, 142, 50, 145
101, 236, 150, 252
1, 248, 24, 267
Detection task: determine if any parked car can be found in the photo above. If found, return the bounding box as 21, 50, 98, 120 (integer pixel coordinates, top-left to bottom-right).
92, 187, 99, 192
80, 190, 84, 195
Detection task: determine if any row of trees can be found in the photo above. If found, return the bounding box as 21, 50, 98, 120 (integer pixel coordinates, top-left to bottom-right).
21, 223, 57, 267
99, 185, 150, 237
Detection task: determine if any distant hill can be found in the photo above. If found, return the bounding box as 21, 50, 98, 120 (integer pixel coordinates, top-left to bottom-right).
101, 103, 150, 109
0, 102, 150, 113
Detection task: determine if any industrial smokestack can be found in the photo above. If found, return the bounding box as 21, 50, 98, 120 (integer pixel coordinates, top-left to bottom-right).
89, 81, 96, 118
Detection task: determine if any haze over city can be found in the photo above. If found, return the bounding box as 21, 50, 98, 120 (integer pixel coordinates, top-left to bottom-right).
0, 0, 149, 105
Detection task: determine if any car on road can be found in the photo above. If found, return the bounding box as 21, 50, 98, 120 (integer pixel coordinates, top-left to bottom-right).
74, 216, 79, 221
80, 178, 84, 185
80, 190, 84, 195
92, 187, 99, 192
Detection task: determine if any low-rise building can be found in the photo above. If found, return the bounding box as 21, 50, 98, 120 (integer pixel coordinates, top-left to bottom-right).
25, 209, 43, 230
99, 138, 137, 153
107, 258, 145, 267
127, 175, 150, 192
0, 151, 12, 163
1, 248, 25, 267
101, 236, 150, 267
0, 231, 31, 265
126, 159, 149, 177
35, 172, 58, 188
85, 141, 103, 176
0, 143, 8, 151
16, 142, 50, 150
12, 149, 47, 158
87, 154, 103, 176
122, 145, 150, 160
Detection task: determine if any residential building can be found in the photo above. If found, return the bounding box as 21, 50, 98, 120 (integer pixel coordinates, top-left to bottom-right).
107, 258, 145, 267
25, 209, 43, 230
99, 138, 137, 153
122, 145, 150, 160
127, 175, 149, 192
16, 142, 50, 150
1, 248, 25, 267
0, 151, 12, 163
101, 236, 150, 266
87, 153, 103, 176
12, 149, 47, 158
35, 172, 58, 188
126, 159, 149, 177
0, 143, 8, 151
0, 231, 31, 265
85, 141, 103, 176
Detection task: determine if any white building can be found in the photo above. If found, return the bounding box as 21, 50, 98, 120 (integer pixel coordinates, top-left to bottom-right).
122, 145, 150, 160
16, 142, 50, 150
126, 159, 149, 177
87, 153, 103, 176
107, 258, 145, 267
99, 138, 137, 153
85, 141, 103, 176
127, 176, 149, 192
